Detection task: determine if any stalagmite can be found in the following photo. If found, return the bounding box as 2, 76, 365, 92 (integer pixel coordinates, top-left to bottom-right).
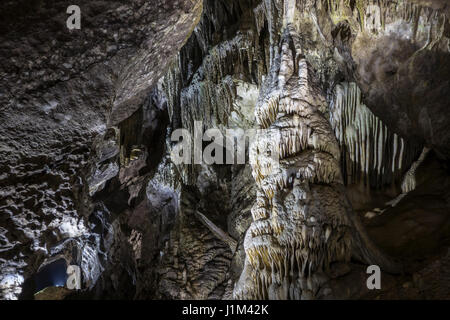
234, 23, 401, 301
385, 146, 431, 207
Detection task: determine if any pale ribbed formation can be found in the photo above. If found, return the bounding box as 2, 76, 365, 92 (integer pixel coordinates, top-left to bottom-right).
234, 30, 355, 300
329, 82, 421, 188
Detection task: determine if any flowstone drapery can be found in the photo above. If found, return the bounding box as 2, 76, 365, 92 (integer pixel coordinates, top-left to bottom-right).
234, 26, 401, 300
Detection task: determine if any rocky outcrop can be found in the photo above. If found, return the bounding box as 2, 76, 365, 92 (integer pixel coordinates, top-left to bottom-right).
0, 0, 201, 300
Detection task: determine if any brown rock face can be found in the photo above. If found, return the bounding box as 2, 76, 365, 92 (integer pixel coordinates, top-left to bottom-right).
351, 32, 450, 158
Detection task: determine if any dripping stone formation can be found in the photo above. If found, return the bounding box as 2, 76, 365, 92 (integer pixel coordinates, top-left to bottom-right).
0, 0, 449, 301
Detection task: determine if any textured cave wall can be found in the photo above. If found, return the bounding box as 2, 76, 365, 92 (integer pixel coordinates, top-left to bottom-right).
0, 0, 202, 300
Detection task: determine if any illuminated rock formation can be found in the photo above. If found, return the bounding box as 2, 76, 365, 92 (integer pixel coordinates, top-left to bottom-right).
234, 26, 400, 300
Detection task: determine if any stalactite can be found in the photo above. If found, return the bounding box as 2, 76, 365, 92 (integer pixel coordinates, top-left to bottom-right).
401, 146, 430, 193
161, 0, 277, 186
164, 31, 266, 130
319, 0, 448, 49
329, 82, 422, 188
235, 28, 357, 300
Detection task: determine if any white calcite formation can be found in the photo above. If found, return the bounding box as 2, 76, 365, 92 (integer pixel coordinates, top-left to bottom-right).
329, 82, 422, 188
386, 146, 431, 207
234, 25, 400, 300
235, 28, 353, 299
401, 147, 430, 194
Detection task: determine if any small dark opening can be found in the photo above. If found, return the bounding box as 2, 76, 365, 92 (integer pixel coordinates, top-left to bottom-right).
35, 258, 68, 293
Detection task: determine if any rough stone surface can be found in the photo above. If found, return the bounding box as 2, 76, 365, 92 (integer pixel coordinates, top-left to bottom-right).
323, 0, 450, 158
0, 0, 202, 300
